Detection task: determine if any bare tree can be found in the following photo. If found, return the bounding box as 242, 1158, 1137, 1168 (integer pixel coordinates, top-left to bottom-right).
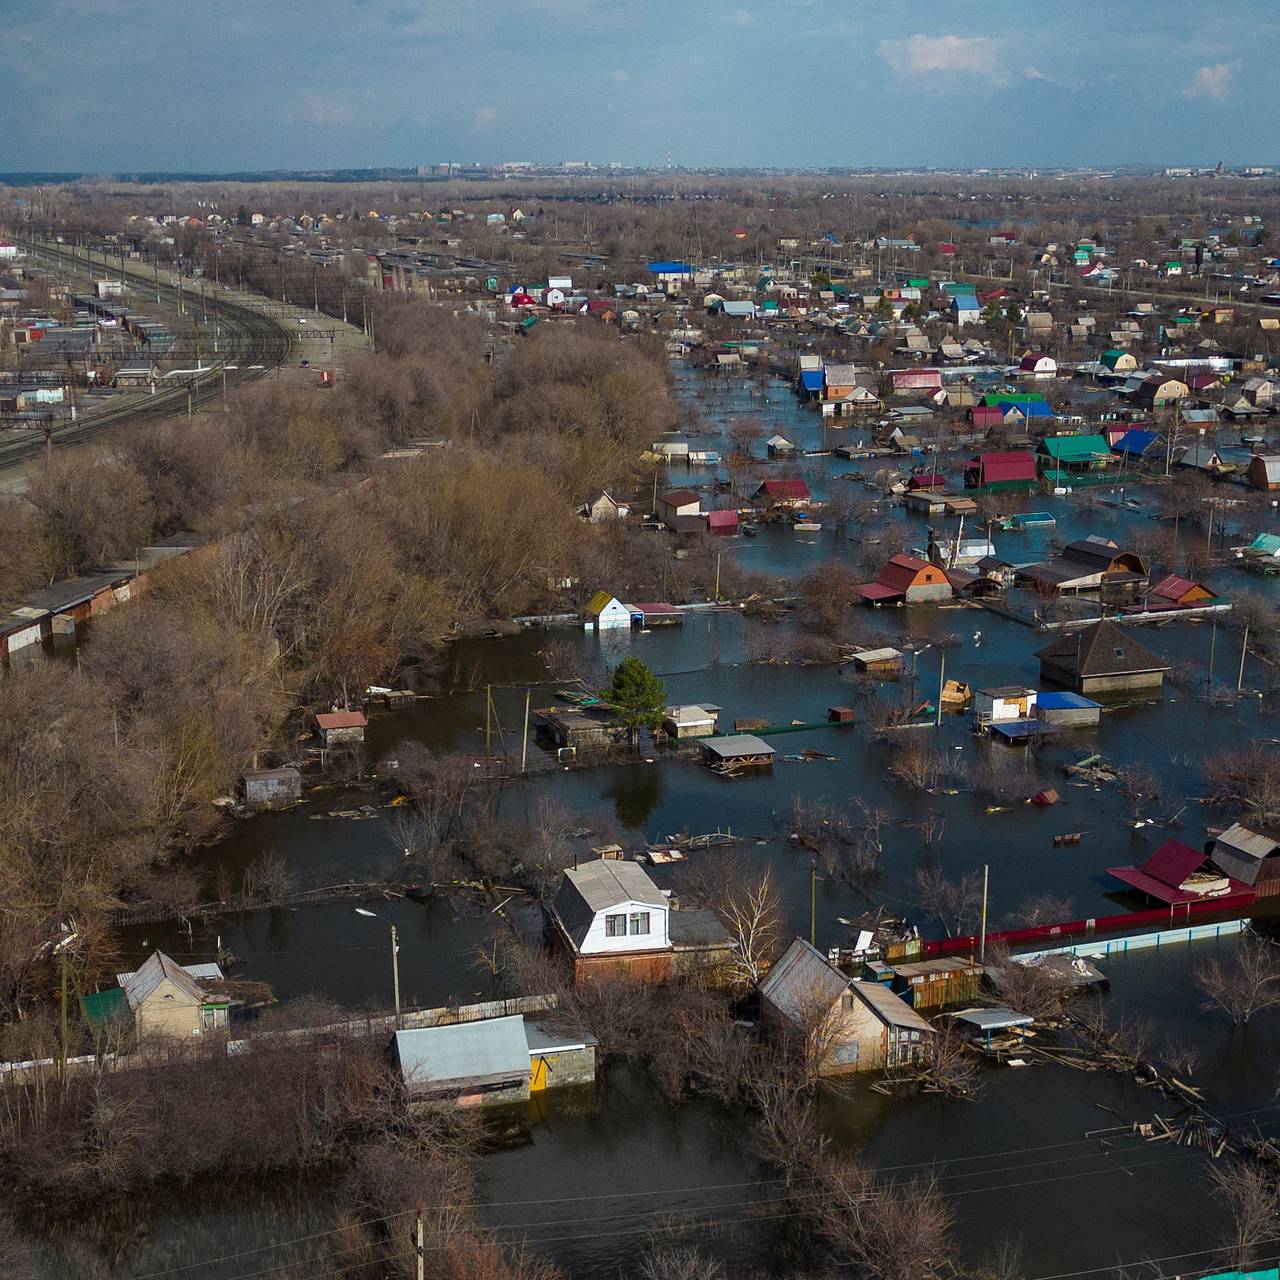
914, 867, 982, 938
1209, 1160, 1280, 1270
718, 867, 782, 991
1195, 935, 1280, 1025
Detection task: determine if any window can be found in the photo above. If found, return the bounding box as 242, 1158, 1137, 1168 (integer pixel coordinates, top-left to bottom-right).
605, 913, 628, 938
629, 912, 651, 936
1114, 647, 1125, 658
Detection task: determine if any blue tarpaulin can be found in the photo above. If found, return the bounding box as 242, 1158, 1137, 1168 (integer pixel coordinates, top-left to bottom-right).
800, 370, 825, 391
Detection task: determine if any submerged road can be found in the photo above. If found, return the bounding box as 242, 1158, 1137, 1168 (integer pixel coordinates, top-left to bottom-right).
0, 241, 293, 472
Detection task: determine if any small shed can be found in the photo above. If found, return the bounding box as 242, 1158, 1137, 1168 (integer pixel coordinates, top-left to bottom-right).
584, 591, 632, 630
1248, 455, 1280, 492
1033, 691, 1101, 728
392, 1017, 531, 1107
1210, 825, 1280, 897
314, 710, 368, 746
766, 434, 797, 458
662, 704, 721, 738
972, 686, 1037, 724
851, 647, 904, 677
884, 958, 983, 1011
241, 767, 302, 810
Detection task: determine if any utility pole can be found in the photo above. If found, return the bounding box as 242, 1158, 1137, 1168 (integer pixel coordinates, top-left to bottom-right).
59, 948, 69, 1079
390, 924, 401, 1017
1237, 624, 1250, 695
414, 1211, 425, 1280
810, 859, 818, 946
484, 684, 492, 758
521, 689, 531, 774
714, 553, 721, 604
1206, 620, 1217, 693
978, 864, 989, 963
935, 652, 946, 728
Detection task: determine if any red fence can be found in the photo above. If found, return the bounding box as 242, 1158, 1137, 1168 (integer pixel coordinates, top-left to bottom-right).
920, 890, 1257, 959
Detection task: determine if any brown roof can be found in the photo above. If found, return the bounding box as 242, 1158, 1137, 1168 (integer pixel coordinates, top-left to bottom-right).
315, 710, 369, 730
1035, 620, 1169, 678
659, 489, 700, 506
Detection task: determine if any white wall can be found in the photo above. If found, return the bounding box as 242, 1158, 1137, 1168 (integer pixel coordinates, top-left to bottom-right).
578, 899, 670, 955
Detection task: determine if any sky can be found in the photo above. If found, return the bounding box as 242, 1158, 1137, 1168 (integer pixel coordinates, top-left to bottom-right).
0, 0, 1276, 172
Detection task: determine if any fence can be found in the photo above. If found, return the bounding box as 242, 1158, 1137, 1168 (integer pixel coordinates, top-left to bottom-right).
0, 993, 560, 1084
920, 892, 1256, 960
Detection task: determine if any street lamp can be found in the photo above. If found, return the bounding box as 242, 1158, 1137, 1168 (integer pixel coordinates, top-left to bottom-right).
355, 908, 400, 1016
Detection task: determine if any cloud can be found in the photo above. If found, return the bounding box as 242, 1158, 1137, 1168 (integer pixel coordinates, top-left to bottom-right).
1024, 65, 1050, 82
472, 105, 498, 131
610, 68, 630, 82
879, 34, 1006, 87
1184, 62, 1237, 103
724, 8, 755, 26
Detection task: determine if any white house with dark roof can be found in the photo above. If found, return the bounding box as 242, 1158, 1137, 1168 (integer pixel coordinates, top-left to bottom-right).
548, 858, 733, 983
552, 859, 670, 958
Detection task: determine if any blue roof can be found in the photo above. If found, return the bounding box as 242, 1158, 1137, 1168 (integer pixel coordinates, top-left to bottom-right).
1035, 691, 1102, 711
800, 369, 825, 391
647, 261, 691, 275
991, 397, 1053, 418
952, 295, 980, 309
1112, 429, 1159, 455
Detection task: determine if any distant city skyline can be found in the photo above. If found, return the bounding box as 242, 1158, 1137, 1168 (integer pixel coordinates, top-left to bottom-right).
1, 0, 1275, 172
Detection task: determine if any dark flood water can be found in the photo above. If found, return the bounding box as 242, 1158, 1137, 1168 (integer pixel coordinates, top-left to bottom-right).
33, 363, 1280, 1277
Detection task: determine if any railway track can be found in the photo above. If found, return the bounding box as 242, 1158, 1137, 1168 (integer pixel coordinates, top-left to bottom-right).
0, 241, 293, 470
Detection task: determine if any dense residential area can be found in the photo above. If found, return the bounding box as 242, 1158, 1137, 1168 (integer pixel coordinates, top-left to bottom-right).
4, 8, 1280, 1274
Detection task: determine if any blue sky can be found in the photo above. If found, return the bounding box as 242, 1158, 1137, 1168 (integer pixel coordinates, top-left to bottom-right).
0, 0, 1274, 171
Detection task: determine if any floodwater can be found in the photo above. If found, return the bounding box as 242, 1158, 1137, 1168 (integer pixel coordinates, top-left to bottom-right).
31, 362, 1280, 1277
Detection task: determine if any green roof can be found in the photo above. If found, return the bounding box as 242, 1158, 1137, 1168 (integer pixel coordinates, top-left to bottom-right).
1100, 349, 1130, 368
80, 987, 127, 1030
1039, 433, 1111, 461
983, 392, 1044, 406
907, 278, 929, 288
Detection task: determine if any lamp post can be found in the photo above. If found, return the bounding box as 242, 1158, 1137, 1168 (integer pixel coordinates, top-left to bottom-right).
355, 908, 400, 1016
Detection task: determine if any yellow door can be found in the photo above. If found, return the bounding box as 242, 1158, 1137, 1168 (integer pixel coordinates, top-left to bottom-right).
530, 1056, 549, 1092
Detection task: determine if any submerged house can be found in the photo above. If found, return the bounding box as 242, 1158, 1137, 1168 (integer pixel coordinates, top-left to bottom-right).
583, 591, 633, 629
755, 478, 811, 508
963, 450, 1038, 491
548, 858, 732, 983
1016, 536, 1149, 596
1035, 620, 1170, 694
758, 939, 933, 1075
855, 554, 953, 605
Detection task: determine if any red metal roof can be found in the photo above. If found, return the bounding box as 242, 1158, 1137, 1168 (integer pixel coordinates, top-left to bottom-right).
855, 582, 903, 602
758, 479, 811, 500
630, 602, 679, 614
1141, 840, 1207, 887
968, 406, 1005, 426
1148, 574, 1201, 602
975, 450, 1037, 483
706, 509, 739, 528
877, 554, 936, 593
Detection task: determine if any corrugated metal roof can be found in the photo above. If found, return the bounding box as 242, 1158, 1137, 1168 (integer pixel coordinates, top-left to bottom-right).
850, 980, 934, 1032
947, 1007, 1034, 1032
117, 961, 223, 987
569, 858, 666, 910
1215, 824, 1280, 863
394, 1016, 529, 1089
759, 938, 850, 1022
121, 951, 206, 1011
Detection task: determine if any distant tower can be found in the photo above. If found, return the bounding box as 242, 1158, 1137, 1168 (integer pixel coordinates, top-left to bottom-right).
666, 149, 673, 171
1216, 159, 1225, 175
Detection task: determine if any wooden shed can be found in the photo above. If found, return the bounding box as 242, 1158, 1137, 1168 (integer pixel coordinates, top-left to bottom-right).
885, 958, 983, 1011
